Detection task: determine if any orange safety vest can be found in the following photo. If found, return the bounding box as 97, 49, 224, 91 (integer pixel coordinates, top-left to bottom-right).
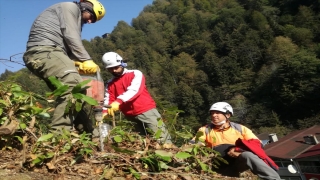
204, 122, 243, 148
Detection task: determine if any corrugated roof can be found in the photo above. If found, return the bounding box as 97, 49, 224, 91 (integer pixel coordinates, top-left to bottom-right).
263, 125, 320, 159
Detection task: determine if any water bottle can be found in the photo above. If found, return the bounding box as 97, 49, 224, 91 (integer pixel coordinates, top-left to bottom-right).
80, 70, 105, 102
100, 123, 112, 138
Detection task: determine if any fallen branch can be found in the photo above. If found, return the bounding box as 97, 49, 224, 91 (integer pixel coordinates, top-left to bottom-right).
0, 119, 19, 135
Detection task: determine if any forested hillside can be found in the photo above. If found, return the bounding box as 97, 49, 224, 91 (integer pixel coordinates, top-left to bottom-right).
2, 0, 320, 136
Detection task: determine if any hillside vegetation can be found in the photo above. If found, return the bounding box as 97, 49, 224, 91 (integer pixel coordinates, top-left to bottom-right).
3, 0, 320, 135
1, 0, 320, 179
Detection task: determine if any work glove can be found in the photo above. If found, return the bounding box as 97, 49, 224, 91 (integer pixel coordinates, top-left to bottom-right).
74, 60, 99, 74
107, 101, 120, 117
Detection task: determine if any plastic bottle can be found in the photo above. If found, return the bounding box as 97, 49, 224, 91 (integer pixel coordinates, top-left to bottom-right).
81, 70, 104, 102
100, 123, 112, 138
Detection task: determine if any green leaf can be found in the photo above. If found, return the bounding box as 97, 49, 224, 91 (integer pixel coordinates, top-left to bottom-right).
65, 100, 72, 114
81, 148, 93, 155
111, 145, 135, 155
175, 131, 194, 139
113, 135, 122, 143
19, 105, 30, 110
126, 134, 136, 142
0, 117, 8, 125
72, 93, 83, 99
195, 131, 204, 142
199, 147, 208, 156
71, 85, 82, 94
45, 152, 55, 158
63, 143, 72, 152
37, 133, 54, 142
198, 161, 208, 171
129, 167, 141, 179
159, 161, 169, 169
19, 123, 27, 130
31, 106, 43, 114
155, 150, 173, 162
38, 112, 50, 118
45, 92, 53, 97
48, 76, 63, 88
78, 79, 91, 87
157, 119, 163, 126
0, 99, 9, 107
140, 157, 160, 172
175, 152, 192, 159
32, 157, 43, 165
15, 136, 24, 144
185, 166, 190, 171
51, 85, 69, 96
72, 79, 91, 94
11, 84, 22, 91
154, 129, 162, 139
81, 95, 98, 105
75, 99, 82, 112
192, 146, 198, 155
118, 129, 125, 136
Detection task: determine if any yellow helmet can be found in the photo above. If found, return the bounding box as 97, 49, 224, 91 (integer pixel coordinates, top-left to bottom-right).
83, 0, 105, 22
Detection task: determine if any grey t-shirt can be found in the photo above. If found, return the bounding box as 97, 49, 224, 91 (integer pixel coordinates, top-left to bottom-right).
26, 2, 91, 61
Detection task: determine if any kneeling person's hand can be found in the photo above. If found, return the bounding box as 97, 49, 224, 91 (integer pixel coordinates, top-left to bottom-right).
227, 147, 242, 158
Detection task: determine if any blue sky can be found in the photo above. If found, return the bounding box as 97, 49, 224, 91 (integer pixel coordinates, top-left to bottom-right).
0, 0, 153, 74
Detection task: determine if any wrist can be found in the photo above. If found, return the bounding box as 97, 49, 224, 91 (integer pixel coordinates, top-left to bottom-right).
234, 147, 244, 152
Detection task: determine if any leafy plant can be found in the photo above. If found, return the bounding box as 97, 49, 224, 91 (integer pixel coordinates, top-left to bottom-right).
0, 81, 49, 143
29, 128, 97, 167
46, 76, 98, 113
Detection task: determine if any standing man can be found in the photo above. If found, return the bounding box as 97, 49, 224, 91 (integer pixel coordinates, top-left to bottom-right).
190, 102, 281, 180
102, 52, 174, 146
23, 0, 105, 133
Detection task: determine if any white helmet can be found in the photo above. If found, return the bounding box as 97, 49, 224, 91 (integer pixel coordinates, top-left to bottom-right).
102, 52, 125, 68
209, 102, 233, 116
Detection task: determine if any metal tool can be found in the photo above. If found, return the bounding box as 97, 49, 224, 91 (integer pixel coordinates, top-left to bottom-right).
104, 105, 116, 128
93, 107, 104, 151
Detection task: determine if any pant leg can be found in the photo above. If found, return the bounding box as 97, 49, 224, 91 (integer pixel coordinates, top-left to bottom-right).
135, 109, 172, 144
73, 104, 94, 133
236, 151, 281, 180
125, 116, 148, 135
23, 46, 84, 131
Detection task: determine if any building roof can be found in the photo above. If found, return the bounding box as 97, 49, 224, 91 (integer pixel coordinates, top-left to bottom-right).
263, 125, 320, 159
257, 132, 271, 140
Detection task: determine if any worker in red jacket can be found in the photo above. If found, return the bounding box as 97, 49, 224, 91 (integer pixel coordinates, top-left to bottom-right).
191, 102, 281, 180
101, 52, 173, 147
